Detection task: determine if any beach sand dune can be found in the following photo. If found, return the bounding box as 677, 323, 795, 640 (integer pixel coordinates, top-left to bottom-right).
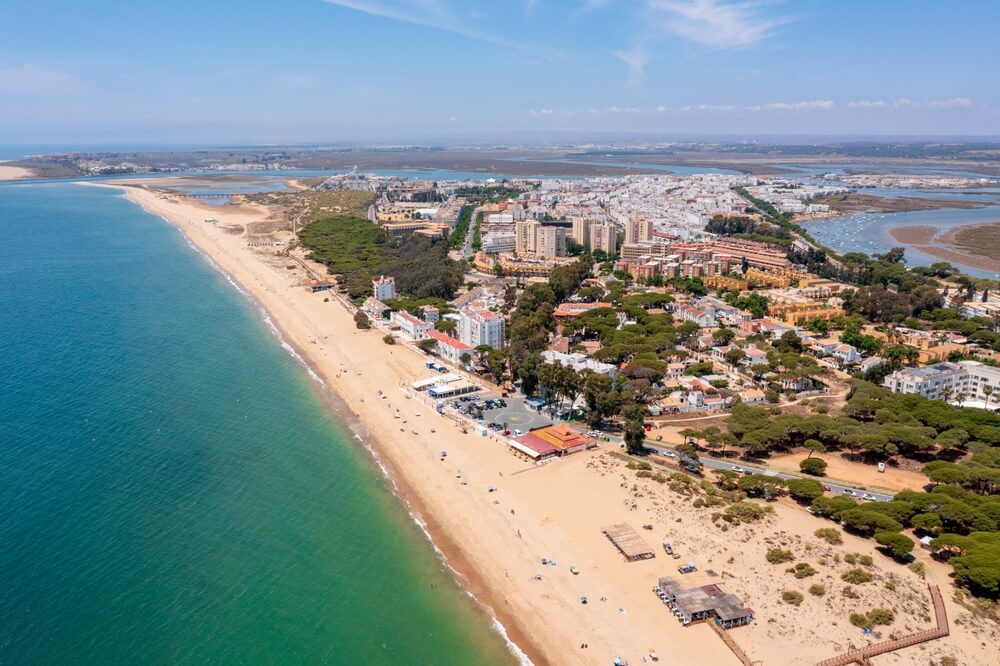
80, 180, 998, 666
0, 163, 36, 180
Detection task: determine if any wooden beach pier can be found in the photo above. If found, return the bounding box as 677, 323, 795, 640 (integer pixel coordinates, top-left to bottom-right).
815, 584, 949, 666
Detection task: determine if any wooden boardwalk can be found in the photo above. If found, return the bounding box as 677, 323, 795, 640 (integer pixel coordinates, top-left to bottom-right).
709, 621, 754, 666
816, 584, 949, 666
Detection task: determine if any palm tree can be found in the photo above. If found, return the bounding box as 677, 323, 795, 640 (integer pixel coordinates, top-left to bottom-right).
983, 385, 994, 411
941, 387, 953, 405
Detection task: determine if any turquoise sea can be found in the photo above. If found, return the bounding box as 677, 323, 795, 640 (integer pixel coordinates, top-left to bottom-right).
0, 182, 516, 664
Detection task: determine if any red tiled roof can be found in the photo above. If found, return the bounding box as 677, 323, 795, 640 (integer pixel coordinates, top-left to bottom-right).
514, 432, 560, 457
395, 311, 429, 327
427, 330, 472, 350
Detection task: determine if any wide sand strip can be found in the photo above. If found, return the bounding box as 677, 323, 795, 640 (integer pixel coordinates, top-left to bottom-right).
0, 163, 36, 180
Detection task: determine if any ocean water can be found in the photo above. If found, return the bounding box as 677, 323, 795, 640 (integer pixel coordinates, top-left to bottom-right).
0, 182, 515, 664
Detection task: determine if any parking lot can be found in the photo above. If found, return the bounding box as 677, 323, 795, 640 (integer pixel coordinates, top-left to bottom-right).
448, 393, 554, 435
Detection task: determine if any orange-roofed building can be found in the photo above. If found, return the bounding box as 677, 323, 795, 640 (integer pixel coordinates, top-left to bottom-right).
553, 302, 613, 319
511, 425, 593, 460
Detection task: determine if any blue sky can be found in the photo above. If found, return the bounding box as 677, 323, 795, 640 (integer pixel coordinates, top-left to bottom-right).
1, 0, 998, 143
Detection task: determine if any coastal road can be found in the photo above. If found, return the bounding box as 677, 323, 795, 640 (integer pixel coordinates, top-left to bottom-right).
642, 443, 896, 502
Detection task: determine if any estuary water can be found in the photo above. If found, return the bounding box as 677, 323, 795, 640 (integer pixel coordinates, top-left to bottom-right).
0, 181, 515, 664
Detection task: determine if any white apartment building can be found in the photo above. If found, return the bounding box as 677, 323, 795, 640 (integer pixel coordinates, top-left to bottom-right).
571, 216, 591, 246
541, 350, 617, 377
883, 361, 1000, 409
372, 275, 396, 301
426, 330, 474, 364
536, 226, 566, 258
589, 222, 618, 255
514, 220, 565, 258
487, 212, 515, 225
391, 310, 431, 340
458, 308, 505, 349
481, 232, 516, 254
624, 218, 653, 245
515, 219, 541, 255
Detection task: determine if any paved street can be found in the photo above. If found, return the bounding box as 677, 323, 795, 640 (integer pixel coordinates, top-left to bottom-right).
642, 443, 895, 502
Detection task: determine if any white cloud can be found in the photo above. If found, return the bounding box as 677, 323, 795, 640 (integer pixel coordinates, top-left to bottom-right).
648, 0, 791, 50
322, 0, 558, 58
892, 97, 914, 107
765, 99, 834, 110
614, 43, 651, 84
0, 64, 80, 95
927, 97, 972, 108
848, 99, 887, 109
528, 108, 554, 116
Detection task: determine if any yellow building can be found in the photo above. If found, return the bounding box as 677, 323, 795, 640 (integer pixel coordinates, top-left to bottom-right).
768, 301, 844, 325
475, 251, 575, 277
703, 274, 750, 292
745, 267, 812, 288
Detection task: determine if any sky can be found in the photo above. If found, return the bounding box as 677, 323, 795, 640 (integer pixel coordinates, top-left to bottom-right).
1, 0, 998, 144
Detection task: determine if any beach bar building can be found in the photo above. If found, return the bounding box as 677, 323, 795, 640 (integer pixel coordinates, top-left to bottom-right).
411, 374, 461, 391
427, 381, 479, 399
510, 425, 594, 461
655, 577, 754, 628
602, 523, 656, 562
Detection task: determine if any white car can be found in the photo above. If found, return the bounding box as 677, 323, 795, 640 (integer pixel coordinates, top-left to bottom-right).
842, 489, 857, 496
862, 493, 877, 501
731, 465, 746, 474
662, 451, 678, 458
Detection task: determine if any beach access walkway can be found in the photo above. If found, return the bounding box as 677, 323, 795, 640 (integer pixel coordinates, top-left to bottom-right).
815, 584, 948, 666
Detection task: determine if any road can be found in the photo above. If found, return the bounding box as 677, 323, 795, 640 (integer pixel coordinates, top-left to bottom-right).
642, 443, 895, 502
461, 205, 481, 259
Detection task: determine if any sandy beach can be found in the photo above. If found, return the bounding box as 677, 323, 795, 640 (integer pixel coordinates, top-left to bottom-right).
0, 162, 36, 180
889, 224, 1000, 273
80, 181, 998, 666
